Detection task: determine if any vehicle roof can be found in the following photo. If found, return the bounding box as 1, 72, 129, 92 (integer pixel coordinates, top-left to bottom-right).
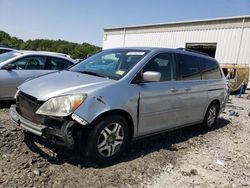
0, 47, 15, 51
18, 50, 68, 56
107, 47, 215, 60
12, 50, 76, 62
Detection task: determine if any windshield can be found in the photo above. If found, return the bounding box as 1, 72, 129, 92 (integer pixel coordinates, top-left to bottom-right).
70, 49, 148, 80
0, 51, 20, 63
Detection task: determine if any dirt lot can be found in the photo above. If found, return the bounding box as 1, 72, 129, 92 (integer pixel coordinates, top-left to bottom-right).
0, 92, 250, 188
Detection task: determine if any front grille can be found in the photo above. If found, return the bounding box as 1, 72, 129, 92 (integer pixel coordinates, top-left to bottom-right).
16, 91, 44, 124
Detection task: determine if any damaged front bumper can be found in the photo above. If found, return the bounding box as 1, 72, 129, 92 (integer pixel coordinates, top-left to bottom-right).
9, 105, 87, 149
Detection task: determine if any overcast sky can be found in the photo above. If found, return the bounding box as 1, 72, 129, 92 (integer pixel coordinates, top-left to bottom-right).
0, 0, 250, 47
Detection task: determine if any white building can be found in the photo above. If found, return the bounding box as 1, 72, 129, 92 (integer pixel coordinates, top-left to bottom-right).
103, 15, 250, 67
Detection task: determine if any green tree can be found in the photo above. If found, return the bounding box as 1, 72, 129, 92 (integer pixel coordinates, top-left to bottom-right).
0, 30, 101, 59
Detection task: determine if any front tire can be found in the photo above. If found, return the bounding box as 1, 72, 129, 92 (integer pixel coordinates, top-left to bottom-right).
202, 102, 219, 130
85, 115, 130, 166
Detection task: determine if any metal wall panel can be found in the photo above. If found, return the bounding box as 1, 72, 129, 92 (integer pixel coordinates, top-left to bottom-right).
103, 34, 124, 49
103, 28, 249, 65
238, 28, 250, 65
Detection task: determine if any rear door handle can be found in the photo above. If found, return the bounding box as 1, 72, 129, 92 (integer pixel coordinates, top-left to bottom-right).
184, 88, 191, 91
170, 88, 178, 93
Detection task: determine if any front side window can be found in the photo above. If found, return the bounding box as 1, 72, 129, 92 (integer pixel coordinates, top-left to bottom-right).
142, 53, 176, 81
13, 56, 46, 70
178, 54, 201, 80
70, 49, 148, 80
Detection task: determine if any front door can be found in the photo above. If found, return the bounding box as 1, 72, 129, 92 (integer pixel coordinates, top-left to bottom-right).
0, 56, 51, 99
137, 53, 188, 136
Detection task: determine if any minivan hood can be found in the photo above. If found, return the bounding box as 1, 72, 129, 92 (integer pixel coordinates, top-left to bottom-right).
18, 70, 114, 101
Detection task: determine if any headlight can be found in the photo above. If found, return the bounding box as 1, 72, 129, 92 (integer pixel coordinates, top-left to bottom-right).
36, 94, 86, 117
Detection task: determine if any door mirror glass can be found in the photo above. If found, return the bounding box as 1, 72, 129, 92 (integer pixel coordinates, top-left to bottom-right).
143, 71, 161, 82
1, 63, 16, 70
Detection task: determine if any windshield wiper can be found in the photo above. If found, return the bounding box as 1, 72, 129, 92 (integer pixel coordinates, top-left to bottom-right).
79, 71, 108, 78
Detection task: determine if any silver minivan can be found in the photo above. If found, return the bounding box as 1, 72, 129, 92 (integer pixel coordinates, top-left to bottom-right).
10, 47, 227, 165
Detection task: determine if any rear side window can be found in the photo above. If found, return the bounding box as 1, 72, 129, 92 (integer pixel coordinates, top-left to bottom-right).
178, 54, 201, 80
200, 59, 222, 79
46, 57, 72, 70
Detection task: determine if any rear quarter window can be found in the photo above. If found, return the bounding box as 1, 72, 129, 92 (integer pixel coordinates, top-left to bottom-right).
200, 59, 222, 80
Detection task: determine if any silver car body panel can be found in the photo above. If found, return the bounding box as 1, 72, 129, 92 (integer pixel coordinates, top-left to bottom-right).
0, 51, 76, 100
15, 47, 227, 139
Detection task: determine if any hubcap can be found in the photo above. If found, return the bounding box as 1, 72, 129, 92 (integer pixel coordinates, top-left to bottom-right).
97, 123, 124, 157
207, 106, 217, 126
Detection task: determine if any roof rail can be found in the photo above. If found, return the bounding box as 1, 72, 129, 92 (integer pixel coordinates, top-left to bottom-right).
177, 48, 210, 56
36, 51, 71, 58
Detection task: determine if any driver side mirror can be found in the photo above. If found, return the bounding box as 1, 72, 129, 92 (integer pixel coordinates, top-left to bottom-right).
132, 71, 161, 83
1, 64, 16, 70
143, 71, 161, 82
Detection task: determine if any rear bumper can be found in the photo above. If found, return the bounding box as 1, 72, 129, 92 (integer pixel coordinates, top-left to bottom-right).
9, 105, 75, 148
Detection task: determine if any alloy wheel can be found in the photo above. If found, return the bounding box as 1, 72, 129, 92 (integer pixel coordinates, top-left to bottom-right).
97, 123, 124, 157
207, 105, 217, 126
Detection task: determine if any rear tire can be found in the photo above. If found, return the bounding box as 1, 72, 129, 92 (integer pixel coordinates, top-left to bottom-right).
202, 102, 219, 130
84, 115, 130, 166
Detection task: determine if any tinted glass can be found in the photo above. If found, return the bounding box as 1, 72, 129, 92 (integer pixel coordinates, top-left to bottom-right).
13, 56, 46, 70
200, 59, 222, 79
179, 54, 201, 80
46, 57, 72, 70
143, 53, 176, 81
0, 51, 20, 63
70, 49, 148, 80
0, 49, 11, 55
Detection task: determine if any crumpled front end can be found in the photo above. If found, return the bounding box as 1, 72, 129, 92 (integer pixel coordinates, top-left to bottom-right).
9, 91, 89, 149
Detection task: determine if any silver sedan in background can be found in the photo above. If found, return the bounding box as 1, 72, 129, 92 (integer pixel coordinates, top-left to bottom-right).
0, 51, 77, 100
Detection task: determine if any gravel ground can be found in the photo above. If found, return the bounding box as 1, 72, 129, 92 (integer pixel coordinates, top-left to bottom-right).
0, 91, 249, 188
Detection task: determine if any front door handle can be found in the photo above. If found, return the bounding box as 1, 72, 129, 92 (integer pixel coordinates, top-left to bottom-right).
184, 88, 191, 91
170, 88, 178, 93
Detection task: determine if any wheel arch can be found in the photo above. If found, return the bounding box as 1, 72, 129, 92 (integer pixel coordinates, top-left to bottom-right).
203, 99, 221, 118
211, 99, 220, 109
90, 109, 135, 140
